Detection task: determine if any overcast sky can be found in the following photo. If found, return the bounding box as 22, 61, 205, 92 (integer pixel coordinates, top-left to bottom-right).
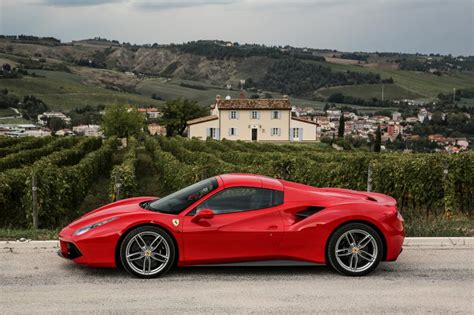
0, 0, 472, 55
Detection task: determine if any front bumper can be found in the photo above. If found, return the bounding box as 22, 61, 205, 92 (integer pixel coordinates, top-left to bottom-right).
58, 240, 83, 260
58, 227, 120, 268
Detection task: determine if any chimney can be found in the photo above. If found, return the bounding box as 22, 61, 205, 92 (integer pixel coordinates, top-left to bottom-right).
283, 95, 289, 100
239, 91, 245, 99
216, 95, 221, 102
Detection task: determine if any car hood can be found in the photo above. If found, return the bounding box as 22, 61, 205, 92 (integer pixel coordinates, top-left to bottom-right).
66, 196, 157, 230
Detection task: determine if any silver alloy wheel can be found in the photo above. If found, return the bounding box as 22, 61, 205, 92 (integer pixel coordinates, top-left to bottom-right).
125, 231, 170, 276
335, 229, 378, 273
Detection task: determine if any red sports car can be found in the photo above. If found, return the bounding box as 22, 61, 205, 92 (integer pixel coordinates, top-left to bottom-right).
59, 174, 405, 278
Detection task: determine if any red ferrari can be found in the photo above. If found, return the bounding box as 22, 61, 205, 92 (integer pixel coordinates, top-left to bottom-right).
59, 174, 405, 278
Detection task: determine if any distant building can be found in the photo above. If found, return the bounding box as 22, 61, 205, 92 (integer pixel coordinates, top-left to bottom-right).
137, 108, 162, 119
147, 123, 166, 136
392, 111, 402, 121
417, 108, 432, 123
187, 95, 318, 142
37, 112, 71, 126
72, 124, 102, 137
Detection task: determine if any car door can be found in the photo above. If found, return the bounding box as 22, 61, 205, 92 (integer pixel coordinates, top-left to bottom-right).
182, 187, 284, 264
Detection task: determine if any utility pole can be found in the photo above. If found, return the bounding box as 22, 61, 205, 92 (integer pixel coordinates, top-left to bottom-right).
453, 88, 456, 103
367, 164, 373, 192
114, 172, 121, 201
381, 84, 385, 102
32, 172, 38, 229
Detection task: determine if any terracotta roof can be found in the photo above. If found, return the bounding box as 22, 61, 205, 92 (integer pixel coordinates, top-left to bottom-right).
216, 99, 291, 110
187, 115, 218, 125
291, 117, 318, 125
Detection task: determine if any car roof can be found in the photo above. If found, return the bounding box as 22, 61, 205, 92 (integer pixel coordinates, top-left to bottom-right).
218, 174, 284, 191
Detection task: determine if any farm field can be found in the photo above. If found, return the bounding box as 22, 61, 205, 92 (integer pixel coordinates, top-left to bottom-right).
0, 69, 163, 110
0, 135, 472, 236
316, 83, 425, 101
323, 61, 474, 98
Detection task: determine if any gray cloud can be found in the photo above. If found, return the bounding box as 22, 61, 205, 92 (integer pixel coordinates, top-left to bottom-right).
39, 0, 123, 6
132, 0, 234, 10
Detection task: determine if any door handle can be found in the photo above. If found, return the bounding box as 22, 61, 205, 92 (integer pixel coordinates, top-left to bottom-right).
267, 225, 278, 230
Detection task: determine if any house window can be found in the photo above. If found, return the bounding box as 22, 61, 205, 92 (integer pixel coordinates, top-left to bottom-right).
229, 128, 237, 136
208, 128, 219, 139
251, 111, 259, 120
272, 111, 280, 119
230, 111, 237, 119
292, 128, 299, 139
271, 128, 280, 136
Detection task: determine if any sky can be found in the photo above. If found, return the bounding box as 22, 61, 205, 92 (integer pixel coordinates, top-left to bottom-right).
0, 0, 473, 56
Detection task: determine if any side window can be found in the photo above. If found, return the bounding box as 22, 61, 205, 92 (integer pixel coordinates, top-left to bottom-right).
197, 187, 283, 214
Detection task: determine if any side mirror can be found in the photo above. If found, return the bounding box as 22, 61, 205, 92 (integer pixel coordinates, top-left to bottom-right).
192, 209, 214, 222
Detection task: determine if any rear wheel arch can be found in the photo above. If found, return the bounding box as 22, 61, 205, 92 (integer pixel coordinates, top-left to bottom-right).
115, 223, 180, 269
325, 219, 388, 262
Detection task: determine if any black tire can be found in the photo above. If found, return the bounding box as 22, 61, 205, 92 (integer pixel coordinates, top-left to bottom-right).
326, 222, 383, 276
119, 225, 176, 278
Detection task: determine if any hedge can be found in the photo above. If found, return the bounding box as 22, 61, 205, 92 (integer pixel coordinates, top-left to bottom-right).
154, 136, 474, 217
23, 137, 117, 228
109, 137, 138, 201
0, 137, 106, 228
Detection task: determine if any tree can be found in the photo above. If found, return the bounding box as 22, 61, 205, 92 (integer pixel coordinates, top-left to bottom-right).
337, 114, 345, 138
101, 105, 145, 138
48, 117, 66, 132
374, 126, 382, 152
20, 95, 48, 120
160, 98, 208, 136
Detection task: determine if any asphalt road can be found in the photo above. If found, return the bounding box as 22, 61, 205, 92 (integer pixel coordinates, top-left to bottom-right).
0, 244, 473, 314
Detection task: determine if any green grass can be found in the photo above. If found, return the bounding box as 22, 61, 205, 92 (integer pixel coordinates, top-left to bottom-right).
0, 70, 163, 110
321, 61, 474, 98
0, 117, 31, 124
0, 108, 17, 117
0, 228, 59, 241
404, 215, 473, 237
317, 83, 425, 101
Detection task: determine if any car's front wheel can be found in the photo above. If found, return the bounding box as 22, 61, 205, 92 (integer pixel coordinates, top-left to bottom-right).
327, 223, 383, 276
119, 226, 175, 278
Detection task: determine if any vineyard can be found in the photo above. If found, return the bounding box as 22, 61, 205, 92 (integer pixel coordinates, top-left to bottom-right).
0, 135, 473, 236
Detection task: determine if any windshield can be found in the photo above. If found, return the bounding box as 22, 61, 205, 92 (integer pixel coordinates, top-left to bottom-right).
148, 177, 219, 214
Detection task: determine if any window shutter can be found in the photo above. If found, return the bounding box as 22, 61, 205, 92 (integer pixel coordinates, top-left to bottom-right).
236, 111, 240, 120
215, 129, 220, 140
289, 128, 293, 142
206, 128, 211, 138
299, 128, 303, 142
228, 111, 232, 120
257, 111, 261, 120
228, 128, 231, 136
278, 128, 281, 136
278, 111, 282, 119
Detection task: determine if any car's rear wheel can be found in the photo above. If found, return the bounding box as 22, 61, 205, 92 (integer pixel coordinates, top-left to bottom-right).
327, 223, 383, 276
119, 226, 175, 278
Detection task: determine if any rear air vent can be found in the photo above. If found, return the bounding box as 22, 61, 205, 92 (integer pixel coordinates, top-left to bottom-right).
295, 206, 325, 220
366, 196, 377, 202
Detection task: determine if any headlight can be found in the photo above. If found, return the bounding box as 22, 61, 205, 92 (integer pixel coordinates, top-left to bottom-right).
73, 217, 118, 236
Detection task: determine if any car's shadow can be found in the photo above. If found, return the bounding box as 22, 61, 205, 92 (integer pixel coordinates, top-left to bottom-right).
60, 260, 396, 280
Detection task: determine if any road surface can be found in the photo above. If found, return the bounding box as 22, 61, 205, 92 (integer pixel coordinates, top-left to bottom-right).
0, 243, 472, 314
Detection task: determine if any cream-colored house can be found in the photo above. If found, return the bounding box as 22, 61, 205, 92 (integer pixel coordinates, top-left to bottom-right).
187, 96, 317, 142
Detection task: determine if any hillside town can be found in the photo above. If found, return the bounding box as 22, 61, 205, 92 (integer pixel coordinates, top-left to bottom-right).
0, 95, 470, 153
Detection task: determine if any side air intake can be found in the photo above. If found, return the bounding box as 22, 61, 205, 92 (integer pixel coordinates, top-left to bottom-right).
295, 206, 325, 220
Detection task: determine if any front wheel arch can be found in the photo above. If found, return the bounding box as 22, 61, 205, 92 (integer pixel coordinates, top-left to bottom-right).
324, 219, 387, 263
114, 223, 179, 270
